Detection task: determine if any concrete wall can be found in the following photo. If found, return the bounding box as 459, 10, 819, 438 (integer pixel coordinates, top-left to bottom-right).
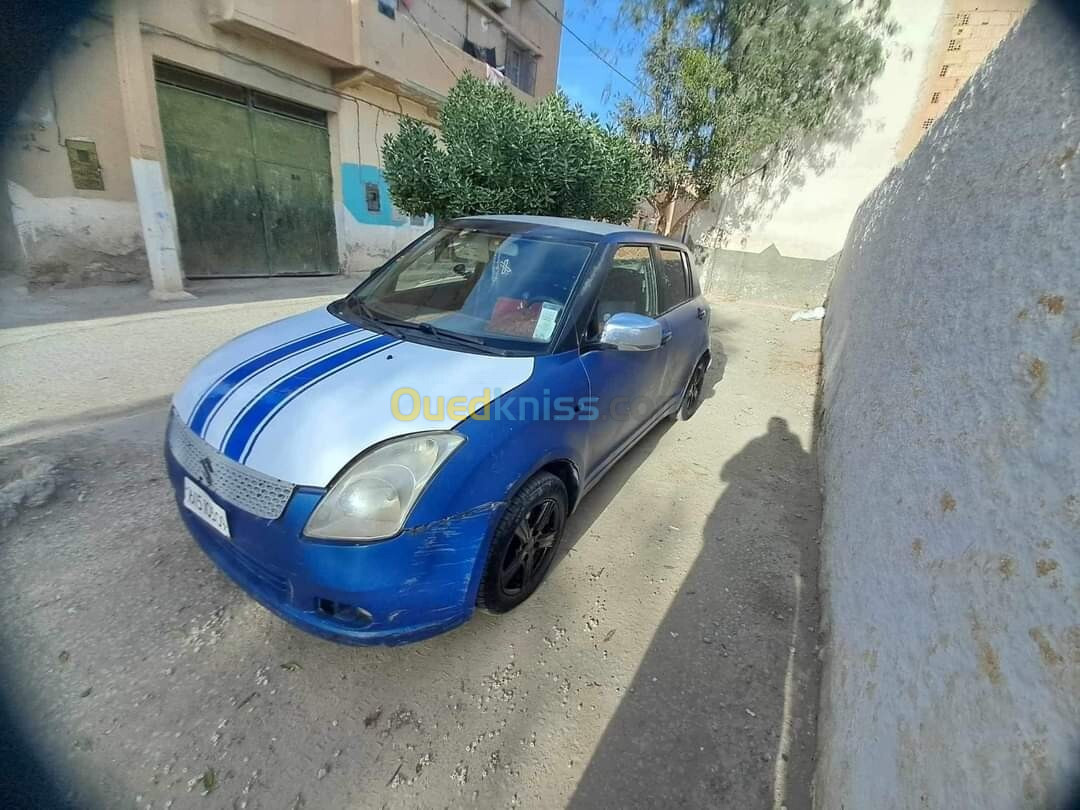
697, 245, 836, 308
210, 0, 356, 66
816, 4, 1079, 808
334, 82, 435, 273
3, 16, 145, 284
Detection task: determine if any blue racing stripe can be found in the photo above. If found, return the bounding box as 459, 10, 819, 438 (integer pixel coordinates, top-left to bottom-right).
222, 334, 399, 462
216, 331, 385, 456
190, 323, 358, 437
190, 323, 350, 422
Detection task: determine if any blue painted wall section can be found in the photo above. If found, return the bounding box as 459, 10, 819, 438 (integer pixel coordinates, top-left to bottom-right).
341, 163, 431, 228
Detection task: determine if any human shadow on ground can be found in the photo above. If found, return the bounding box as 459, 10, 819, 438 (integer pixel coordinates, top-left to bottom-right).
567, 416, 822, 809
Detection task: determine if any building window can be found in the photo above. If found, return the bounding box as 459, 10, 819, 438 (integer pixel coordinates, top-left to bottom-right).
960, 13, 971, 25
922, 118, 935, 131
504, 40, 537, 95
463, 38, 497, 68
365, 183, 381, 212
947, 39, 961, 52
931, 91, 941, 104
939, 64, 950, 77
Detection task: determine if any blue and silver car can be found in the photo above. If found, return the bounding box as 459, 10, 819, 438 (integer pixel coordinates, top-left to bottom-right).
166, 216, 711, 645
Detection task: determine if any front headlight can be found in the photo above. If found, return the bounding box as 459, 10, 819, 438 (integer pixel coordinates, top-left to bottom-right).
304, 432, 465, 541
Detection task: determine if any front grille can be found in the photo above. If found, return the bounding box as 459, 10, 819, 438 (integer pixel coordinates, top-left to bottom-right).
167, 409, 294, 520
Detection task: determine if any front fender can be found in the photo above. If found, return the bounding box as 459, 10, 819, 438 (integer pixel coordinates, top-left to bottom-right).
402, 350, 592, 599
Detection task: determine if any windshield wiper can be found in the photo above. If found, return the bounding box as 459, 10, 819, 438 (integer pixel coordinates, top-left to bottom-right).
346, 297, 507, 356
345, 297, 404, 338
408, 321, 507, 356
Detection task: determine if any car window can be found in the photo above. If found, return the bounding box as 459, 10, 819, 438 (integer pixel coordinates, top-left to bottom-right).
593, 245, 657, 325
391, 233, 500, 292
355, 227, 594, 352
656, 248, 691, 313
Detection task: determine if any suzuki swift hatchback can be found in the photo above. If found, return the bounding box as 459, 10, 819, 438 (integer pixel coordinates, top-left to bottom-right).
166, 216, 711, 644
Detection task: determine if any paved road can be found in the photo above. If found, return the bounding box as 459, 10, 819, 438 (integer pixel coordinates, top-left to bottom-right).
0, 289, 351, 444
0, 300, 823, 809
0, 276, 357, 330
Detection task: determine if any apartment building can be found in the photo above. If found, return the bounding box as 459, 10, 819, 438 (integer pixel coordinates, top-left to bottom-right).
2, 0, 563, 296
898, 0, 1033, 157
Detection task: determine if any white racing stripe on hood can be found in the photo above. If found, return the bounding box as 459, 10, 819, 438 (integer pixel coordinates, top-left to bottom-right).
173, 307, 359, 425
198, 328, 379, 450
243, 338, 534, 486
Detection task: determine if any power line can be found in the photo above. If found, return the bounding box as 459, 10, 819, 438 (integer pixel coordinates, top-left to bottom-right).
403, 6, 460, 81
418, 0, 467, 43
534, 0, 644, 94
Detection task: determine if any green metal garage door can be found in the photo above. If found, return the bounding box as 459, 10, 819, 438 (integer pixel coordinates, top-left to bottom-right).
155, 65, 338, 278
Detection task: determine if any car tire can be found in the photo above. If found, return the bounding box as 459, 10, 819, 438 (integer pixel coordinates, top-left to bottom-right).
477, 471, 568, 614
671, 356, 708, 421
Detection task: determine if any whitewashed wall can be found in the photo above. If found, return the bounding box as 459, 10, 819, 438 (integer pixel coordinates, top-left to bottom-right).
816, 4, 1079, 807
691, 0, 944, 263
6, 181, 145, 284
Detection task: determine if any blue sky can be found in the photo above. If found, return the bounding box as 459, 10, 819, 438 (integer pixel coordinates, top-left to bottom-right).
554, 0, 645, 123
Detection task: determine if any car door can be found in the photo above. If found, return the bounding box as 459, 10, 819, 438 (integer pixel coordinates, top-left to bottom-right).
578, 244, 668, 477
653, 246, 707, 407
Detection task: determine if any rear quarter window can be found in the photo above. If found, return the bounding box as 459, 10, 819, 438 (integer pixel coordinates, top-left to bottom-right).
656, 248, 691, 313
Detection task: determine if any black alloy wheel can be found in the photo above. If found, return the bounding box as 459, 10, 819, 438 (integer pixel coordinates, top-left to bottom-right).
499, 497, 561, 597
676, 357, 708, 421
478, 472, 567, 613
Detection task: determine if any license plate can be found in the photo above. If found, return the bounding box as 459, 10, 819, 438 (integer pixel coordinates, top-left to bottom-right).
183, 477, 230, 538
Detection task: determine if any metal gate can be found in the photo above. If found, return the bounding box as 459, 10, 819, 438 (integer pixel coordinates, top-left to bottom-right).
155, 64, 338, 278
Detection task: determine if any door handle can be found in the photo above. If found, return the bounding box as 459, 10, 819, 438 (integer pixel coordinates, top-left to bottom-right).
696, 307, 706, 320
661, 330, 672, 345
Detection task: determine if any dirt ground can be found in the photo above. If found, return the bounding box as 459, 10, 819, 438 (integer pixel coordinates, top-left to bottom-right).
0, 299, 823, 809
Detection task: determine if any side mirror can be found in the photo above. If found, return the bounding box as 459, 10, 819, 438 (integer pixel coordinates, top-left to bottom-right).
599, 312, 663, 351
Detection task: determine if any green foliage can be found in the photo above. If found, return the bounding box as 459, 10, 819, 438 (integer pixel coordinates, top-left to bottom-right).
620, 0, 895, 233
382, 73, 651, 223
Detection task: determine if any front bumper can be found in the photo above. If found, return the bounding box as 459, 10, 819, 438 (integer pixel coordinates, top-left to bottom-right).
165, 448, 497, 645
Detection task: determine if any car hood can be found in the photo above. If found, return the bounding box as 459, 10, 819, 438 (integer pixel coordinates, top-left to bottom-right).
172, 306, 534, 486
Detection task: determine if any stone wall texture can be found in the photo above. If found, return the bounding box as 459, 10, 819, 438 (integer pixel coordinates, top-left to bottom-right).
816, 3, 1079, 808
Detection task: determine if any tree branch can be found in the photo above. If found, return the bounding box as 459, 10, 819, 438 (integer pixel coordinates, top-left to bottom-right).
729, 160, 768, 187
668, 194, 705, 238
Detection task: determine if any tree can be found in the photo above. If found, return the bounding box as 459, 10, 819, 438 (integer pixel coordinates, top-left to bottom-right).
382, 73, 651, 223
619, 0, 895, 236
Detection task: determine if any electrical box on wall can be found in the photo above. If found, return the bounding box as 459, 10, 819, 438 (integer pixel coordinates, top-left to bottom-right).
65, 139, 104, 191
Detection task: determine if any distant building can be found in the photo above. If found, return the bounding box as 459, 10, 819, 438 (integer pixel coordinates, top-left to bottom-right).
898, 0, 1033, 157
2, 0, 563, 295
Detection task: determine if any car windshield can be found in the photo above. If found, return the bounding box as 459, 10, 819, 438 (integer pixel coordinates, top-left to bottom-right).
348, 226, 594, 353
